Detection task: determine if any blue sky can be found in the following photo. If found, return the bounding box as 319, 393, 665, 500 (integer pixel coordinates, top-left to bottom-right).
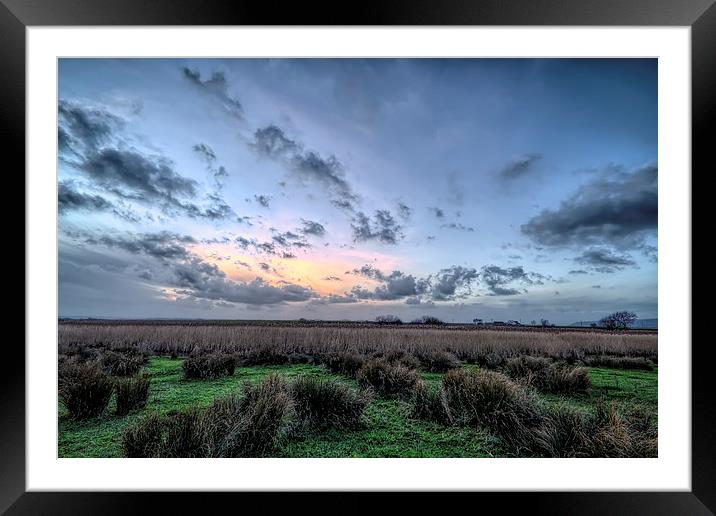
58, 58, 657, 323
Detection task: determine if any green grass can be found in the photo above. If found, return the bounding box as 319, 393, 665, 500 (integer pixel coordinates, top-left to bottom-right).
58, 357, 657, 458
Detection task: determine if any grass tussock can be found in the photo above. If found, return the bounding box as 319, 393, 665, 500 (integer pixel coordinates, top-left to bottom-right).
415, 350, 461, 373
182, 354, 236, 379
410, 382, 449, 424
439, 369, 541, 452
357, 359, 421, 399
59, 360, 113, 420
322, 352, 365, 377
378, 349, 421, 370
289, 376, 369, 431
205, 374, 294, 457
122, 408, 206, 458
533, 403, 657, 458
114, 373, 150, 416
99, 349, 146, 376
120, 370, 371, 458
504, 356, 591, 394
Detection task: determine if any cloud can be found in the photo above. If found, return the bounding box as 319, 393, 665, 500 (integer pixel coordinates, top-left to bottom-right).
300, 219, 326, 237
429, 207, 445, 219
396, 201, 412, 220
521, 162, 657, 249
573, 247, 637, 273
500, 153, 542, 180
251, 124, 300, 157
193, 143, 229, 189
250, 124, 358, 205
480, 265, 546, 296
58, 181, 114, 214
430, 266, 479, 300
80, 148, 197, 202
323, 276, 342, 281
330, 199, 355, 212
58, 99, 123, 152
59, 181, 141, 223
569, 269, 589, 275
75, 229, 316, 306
82, 231, 197, 261
349, 264, 472, 302
441, 222, 475, 232
192, 143, 217, 164
72, 147, 236, 221
351, 210, 404, 245
254, 194, 271, 208
181, 67, 243, 120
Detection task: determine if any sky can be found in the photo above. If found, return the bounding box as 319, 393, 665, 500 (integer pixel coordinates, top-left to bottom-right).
58, 58, 658, 323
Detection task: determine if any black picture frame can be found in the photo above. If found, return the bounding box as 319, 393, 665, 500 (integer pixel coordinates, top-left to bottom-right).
4, 0, 712, 512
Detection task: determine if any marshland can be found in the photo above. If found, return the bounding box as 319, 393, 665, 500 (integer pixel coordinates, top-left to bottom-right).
58, 320, 657, 458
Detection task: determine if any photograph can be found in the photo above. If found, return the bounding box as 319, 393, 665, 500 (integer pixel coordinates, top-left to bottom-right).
56, 57, 658, 459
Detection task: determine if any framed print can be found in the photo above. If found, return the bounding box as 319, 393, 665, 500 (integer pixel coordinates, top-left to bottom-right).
5, 0, 713, 512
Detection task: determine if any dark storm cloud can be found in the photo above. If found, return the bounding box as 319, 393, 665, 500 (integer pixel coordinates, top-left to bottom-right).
74, 147, 236, 221
349, 264, 472, 302
75, 230, 316, 306
85, 231, 197, 261
58, 99, 124, 152
250, 124, 358, 205
480, 265, 546, 296
573, 247, 637, 273
78, 148, 195, 203
441, 222, 475, 232
500, 153, 542, 180
182, 278, 315, 305
300, 219, 326, 237
59, 98, 236, 222
254, 194, 271, 208
58, 181, 114, 214
430, 266, 479, 300
181, 67, 243, 120
351, 210, 404, 245
521, 162, 657, 249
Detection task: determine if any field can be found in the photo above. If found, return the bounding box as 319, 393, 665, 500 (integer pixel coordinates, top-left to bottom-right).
58, 322, 658, 458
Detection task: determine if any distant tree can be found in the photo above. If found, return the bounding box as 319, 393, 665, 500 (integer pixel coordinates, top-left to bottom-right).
375, 314, 403, 325
412, 315, 444, 325
540, 318, 551, 327
530, 320, 537, 326
599, 311, 637, 330
590, 322, 598, 328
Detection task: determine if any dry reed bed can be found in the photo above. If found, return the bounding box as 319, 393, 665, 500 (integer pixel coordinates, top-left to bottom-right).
59, 324, 657, 360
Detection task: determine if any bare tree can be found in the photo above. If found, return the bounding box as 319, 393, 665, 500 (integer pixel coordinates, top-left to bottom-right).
599, 311, 637, 330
